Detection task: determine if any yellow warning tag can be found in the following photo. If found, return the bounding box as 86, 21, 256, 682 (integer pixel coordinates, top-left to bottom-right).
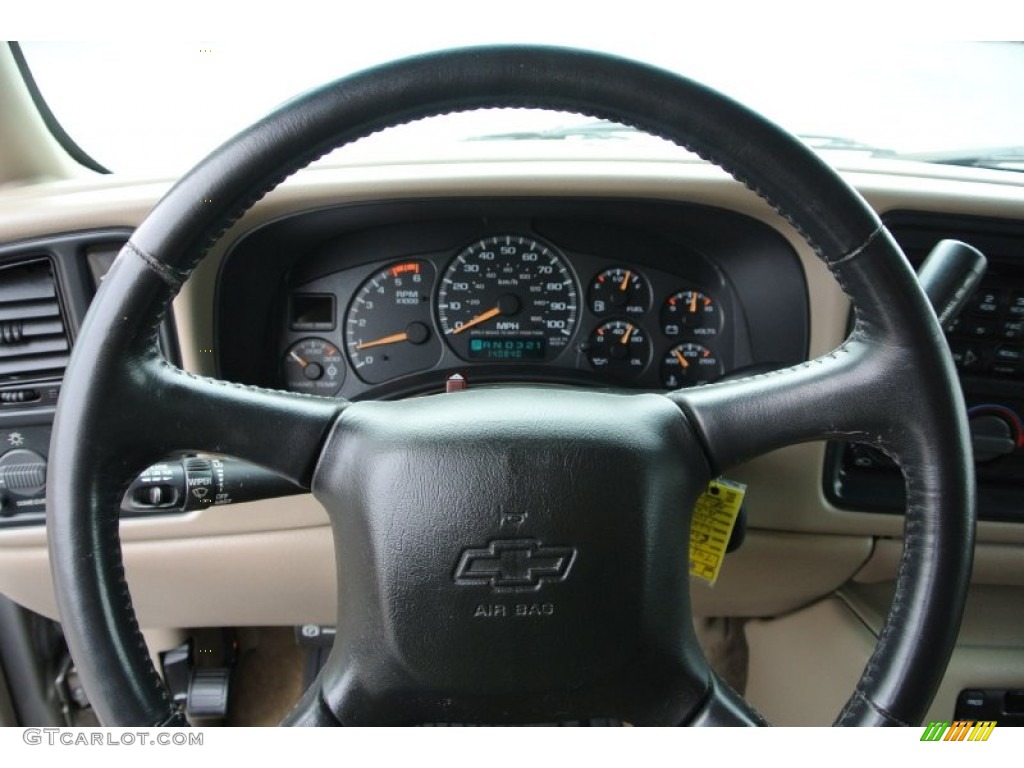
689, 478, 746, 585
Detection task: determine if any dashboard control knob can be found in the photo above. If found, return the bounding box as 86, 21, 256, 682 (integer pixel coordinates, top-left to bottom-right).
969, 414, 1018, 463
0, 448, 48, 497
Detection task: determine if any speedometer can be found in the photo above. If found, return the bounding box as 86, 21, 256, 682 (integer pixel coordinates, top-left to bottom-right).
437, 235, 579, 362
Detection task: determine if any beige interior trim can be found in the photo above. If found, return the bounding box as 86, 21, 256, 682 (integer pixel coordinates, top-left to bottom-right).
0, 160, 1022, 628
844, 581, 1024, 723
690, 530, 871, 618
855, 539, 1024, 586
0, 45, 86, 187
745, 597, 874, 725
842, 581, 1024, 650
745, 593, 1024, 726
0, 525, 338, 626
0, 493, 330, 550
0, 526, 867, 626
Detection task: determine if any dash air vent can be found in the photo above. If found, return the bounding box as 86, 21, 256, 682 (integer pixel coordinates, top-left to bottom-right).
0, 259, 70, 380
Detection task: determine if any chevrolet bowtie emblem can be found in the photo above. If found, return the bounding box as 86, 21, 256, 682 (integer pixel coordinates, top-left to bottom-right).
454, 539, 576, 592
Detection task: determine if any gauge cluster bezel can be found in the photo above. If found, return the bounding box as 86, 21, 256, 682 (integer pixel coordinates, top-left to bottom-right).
215, 198, 810, 401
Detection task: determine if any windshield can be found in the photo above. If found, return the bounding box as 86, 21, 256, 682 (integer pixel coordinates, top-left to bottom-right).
18, 40, 1024, 176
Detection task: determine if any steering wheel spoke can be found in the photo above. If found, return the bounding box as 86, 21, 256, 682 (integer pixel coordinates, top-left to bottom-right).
140, 362, 345, 487
669, 338, 894, 475
686, 674, 767, 726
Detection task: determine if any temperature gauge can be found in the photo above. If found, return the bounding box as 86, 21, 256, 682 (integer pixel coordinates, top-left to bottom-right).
283, 338, 344, 395
661, 289, 721, 338
587, 320, 651, 380
660, 342, 722, 388
588, 267, 650, 316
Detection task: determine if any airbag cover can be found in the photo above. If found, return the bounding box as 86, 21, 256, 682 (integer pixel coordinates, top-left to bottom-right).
311, 388, 711, 725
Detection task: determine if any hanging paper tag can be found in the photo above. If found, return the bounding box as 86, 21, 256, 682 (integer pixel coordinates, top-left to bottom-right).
689, 478, 746, 585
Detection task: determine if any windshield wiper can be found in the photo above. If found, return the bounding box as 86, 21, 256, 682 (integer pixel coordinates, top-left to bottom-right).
795, 134, 894, 154
890, 146, 1024, 173
466, 120, 642, 142
468, 124, 898, 154
465, 126, 1024, 175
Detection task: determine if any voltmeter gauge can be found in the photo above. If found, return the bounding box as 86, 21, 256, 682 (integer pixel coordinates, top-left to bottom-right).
661, 289, 722, 338
660, 342, 722, 388
588, 267, 650, 316
282, 338, 344, 395
587, 320, 651, 380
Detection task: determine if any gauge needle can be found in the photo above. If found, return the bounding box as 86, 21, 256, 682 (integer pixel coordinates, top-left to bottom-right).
689, 292, 699, 313
356, 331, 409, 350
619, 270, 632, 291
620, 324, 635, 344
451, 306, 501, 335
289, 350, 308, 368
673, 349, 690, 368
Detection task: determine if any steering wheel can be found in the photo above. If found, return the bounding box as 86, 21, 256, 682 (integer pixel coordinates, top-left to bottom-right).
46, 46, 974, 727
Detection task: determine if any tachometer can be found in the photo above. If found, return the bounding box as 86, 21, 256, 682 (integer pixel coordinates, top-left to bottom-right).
345, 260, 442, 384
437, 235, 578, 361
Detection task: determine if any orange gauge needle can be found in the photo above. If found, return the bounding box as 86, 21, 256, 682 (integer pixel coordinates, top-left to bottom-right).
689, 292, 699, 313
673, 349, 690, 368
620, 324, 635, 344
356, 331, 409, 350
451, 306, 501, 335
289, 350, 308, 368
619, 270, 632, 292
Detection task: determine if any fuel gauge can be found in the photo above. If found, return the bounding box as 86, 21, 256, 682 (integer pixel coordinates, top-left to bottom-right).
283, 338, 345, 395
589, 267, 650, 316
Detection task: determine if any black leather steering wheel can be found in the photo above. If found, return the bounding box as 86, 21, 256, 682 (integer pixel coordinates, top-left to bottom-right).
47, 46, 974, 727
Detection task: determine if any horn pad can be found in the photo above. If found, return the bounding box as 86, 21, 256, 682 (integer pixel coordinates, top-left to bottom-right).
311, 388, 713, 725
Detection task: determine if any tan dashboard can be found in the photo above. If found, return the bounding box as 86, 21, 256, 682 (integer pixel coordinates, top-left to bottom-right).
1, 159, 1023, 634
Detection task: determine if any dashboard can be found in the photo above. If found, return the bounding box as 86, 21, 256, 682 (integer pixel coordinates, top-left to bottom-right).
217, 198, 808, 400
2, 158, 1024, 726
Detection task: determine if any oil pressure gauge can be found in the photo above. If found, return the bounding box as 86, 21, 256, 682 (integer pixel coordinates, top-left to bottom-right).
587, 320, 651, 380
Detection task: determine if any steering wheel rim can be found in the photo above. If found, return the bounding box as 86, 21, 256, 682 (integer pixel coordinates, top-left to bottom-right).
46, 45, 974, 726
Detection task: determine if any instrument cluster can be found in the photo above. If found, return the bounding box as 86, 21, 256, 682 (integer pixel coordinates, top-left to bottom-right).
279, 231, 737, 399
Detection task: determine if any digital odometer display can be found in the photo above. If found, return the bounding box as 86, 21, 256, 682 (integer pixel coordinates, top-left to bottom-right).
437, 235, 579, 362
468, 338, 547, 360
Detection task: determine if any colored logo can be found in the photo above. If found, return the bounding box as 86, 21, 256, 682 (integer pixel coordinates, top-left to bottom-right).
454, 539, 576, 592
920, 721, 996, 741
